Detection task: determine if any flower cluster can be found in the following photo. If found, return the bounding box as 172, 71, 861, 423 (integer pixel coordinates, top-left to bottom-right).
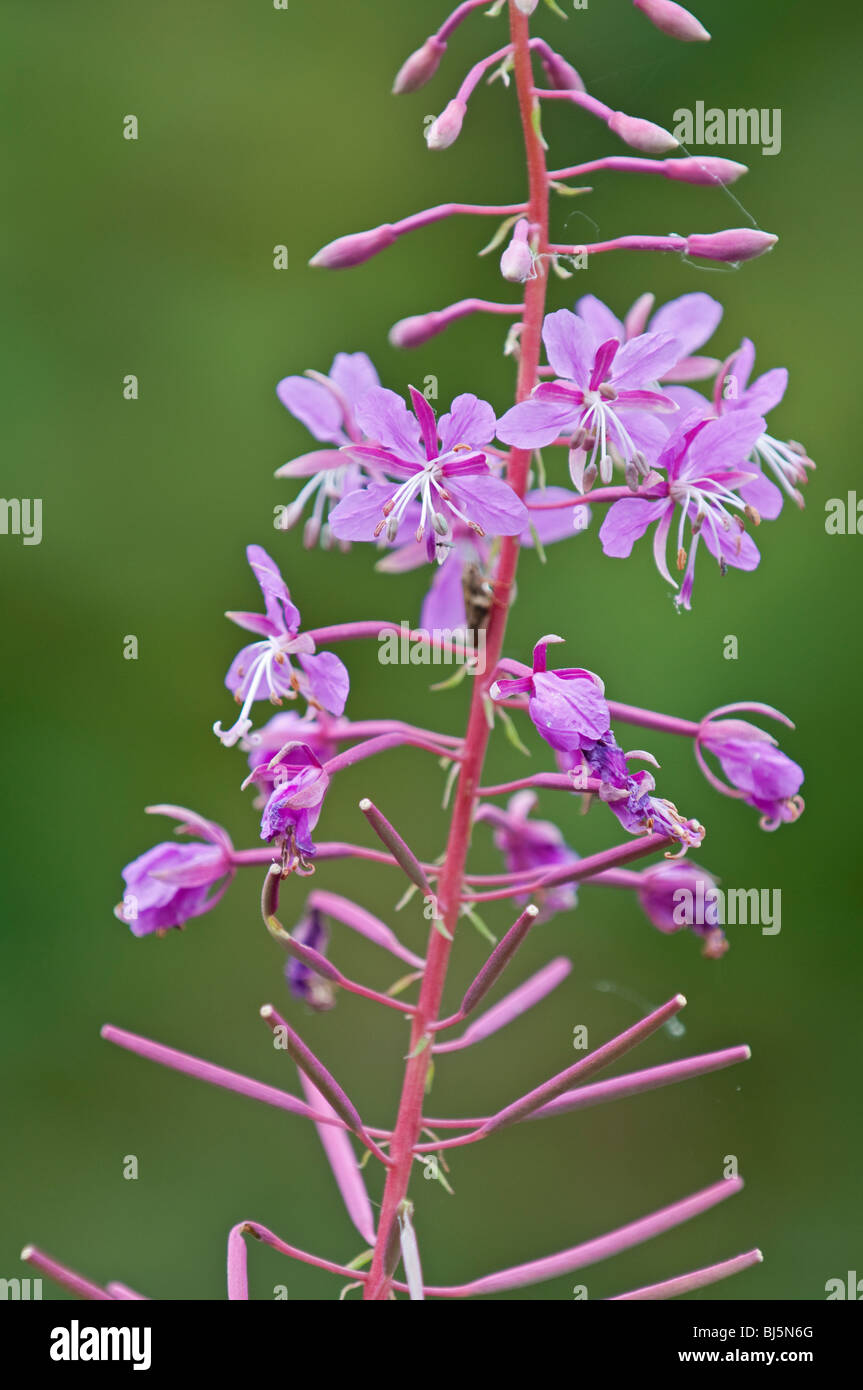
31, 0, 810, 1306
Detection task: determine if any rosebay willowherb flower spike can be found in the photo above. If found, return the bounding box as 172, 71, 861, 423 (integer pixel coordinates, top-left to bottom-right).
29, 1, 812, 1302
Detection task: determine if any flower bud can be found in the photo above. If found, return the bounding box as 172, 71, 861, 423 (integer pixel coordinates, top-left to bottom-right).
515, 0, 540, 12
663, 155, 748, 185
389, 311, 446, 349
392, 36, 446, 95
540, 49, 585, 93
426, 98, 467, 151
608, 110, 679, 154
686, 229, 777, 263
309, 224, 396, 269
634, 0, 710, 42
500, 219, 534, 283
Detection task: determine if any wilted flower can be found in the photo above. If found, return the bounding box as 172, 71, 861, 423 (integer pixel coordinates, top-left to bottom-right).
636, 860, 727, 957
477, 792, 580, 920
696, 708, 804, 830
568, 732, 705, 849
115, 806, 235, 937
491, 635, 610, 754
244, 742, 330, 864
285, 907, 336, 1011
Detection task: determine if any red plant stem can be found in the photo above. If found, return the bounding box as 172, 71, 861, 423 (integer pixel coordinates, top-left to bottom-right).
363, 1, 550, 1301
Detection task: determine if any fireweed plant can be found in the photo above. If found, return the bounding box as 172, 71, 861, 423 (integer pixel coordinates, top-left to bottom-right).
24, 0, 812, 1302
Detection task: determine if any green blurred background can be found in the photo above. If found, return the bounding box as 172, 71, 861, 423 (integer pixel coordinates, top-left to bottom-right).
2, 0, 860, 1301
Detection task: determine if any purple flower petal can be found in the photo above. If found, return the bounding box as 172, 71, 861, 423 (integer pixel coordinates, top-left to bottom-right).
599, 498, 670, 558
246, 545, 301, 633
522, 488, 590, 545
699, 516, 760, 572
529, 670, 610, 753
739, 468, 784, 520
328, 351, 380, 409
542, 308, 596, 385
409, 385, 440, 460
437, 393, 497, 453
682, 411, 765, 479
297, 651, 350, 717
574, 294, 624, 344
275, 448, 343, 480
444, 475, 529, 536
649, 292, 722, 358
741, 366, 788, 416
611, 332, 681, 390
224, 610, 279, 638
328, 483, 408, 542
276, 376, 346, 445
497, 395, 580, 448
355, 386, 423, 459
420, 553, 469, 631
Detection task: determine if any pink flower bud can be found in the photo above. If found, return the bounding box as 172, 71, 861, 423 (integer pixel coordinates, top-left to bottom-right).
500, 219, 534, 283
426, 98, 467, 151
686, 229, 778, 263
392, 36, 446, 95
634, 0, 710, 42
540, 49, 586, 93
309, 224, 396, 270
663, 155, 748, 185
607, 110, 679, 154
389, 311, 446, 349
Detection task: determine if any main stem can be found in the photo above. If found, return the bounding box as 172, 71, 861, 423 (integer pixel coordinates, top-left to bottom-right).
364, 2, 550, 1300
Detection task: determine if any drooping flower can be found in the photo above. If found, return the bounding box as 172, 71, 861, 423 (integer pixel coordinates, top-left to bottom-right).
564, 732, 706, 850
714, 338, 815, 512
598, 410, 766, 609
329, 387, 528, 558
275, 352, 380, 546
244, 742, 330, 865
214, 546, 349, 747
285, 907, 336, 1011
696, 705, 804, 830
636, 861, 727, 958
490, 635, 610, 754
496, 307, 681, 487
115, 806, 235, 937
576, 291, 722, 382
476, 792, 580, 921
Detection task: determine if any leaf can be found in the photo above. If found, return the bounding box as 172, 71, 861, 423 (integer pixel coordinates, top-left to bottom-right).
498, 704, 531, 757
550, 180, 593, 198
478, 214, 521, 259
533, 448, 548, 491
528, 521, 547, 565
430, 664, 469, 691
460, 903, 497, 945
